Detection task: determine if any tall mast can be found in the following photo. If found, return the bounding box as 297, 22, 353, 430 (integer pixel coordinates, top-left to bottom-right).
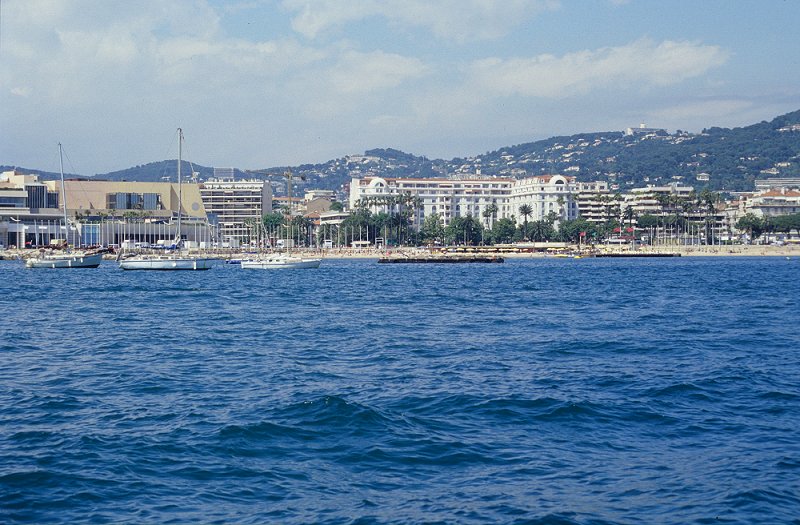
177, 128, 182, 245
58, 143, 70, 246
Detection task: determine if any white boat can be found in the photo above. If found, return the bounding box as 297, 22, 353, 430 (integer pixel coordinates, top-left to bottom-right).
118, 253, 214, 271
118, 128, 214, 271
240, 253, 321, 269
25, 144, 105, 269
26, 250, 104, 269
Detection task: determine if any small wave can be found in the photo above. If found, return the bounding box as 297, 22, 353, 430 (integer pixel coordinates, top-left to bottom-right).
277, 395, 394, 433
218, 420, 313, 442
537, 400, 606, 422
759, 390, 799, 402
725, 487, 800, 512
645, 382, 716, 402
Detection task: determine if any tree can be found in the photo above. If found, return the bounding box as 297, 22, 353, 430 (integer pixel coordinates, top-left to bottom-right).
557, 218, 594, 243
623, 205, 636, 237
490, 218, 517, 244
262, 212, 285, 245
482, 202, 498, 231
529, 220, 555, 242
420, 213, 445, 244
518, 204, 533, 240
329, 201, 344, 212
736, 213, 765, 242
697, 189, 720, 244
446, 215, 482, 245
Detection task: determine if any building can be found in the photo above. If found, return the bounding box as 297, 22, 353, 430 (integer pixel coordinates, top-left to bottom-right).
349, 174, 607, 230
755, 178, 800, 191
626, 183, 696, 217
304, 189, 336, 202
0, 170, 214, 248
624, 123, 667, 136
572, 180, 611, 224
349, 176, 513, 229
509, 175, 581, 224
741, 188, 800, 217
199, 179, 272, 246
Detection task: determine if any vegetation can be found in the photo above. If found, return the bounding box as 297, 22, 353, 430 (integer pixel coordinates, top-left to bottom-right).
16, 109, 798, 195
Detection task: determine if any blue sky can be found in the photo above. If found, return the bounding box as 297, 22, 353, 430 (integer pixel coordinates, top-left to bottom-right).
1, 0, 799, 174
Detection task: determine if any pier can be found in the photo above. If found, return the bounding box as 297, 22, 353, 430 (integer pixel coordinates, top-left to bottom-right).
378, 255, 504, 264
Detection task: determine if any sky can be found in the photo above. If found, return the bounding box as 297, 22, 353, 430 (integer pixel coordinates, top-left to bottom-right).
1, 0, 799, 175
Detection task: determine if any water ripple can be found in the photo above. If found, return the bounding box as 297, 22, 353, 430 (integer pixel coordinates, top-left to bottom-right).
1, 258, 799, 524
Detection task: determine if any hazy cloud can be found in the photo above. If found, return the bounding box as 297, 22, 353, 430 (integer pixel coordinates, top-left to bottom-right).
326, 50, 429, 94
0, 0, 794, 173
283, 0, 560, 41
468, 39, 730, 98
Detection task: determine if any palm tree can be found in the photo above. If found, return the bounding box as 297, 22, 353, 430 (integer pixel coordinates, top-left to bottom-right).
679, 197, 694, 244
482, 202, 498, 244
697, 189, 719, 244
518, 204, 533, 240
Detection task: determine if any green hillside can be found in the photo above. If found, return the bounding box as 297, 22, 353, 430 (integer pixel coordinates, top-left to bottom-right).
6, 109, 800, 195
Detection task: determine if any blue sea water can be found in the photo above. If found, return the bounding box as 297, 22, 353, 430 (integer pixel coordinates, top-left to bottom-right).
1, 256, 799, 524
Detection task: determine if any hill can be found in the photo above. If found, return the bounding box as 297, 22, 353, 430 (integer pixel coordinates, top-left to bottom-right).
6, 110, 800, 195
262, 109, 800, 194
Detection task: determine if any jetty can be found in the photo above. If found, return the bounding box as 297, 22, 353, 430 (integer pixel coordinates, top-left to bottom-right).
378, 255, 504, 264
594, 252, 681, 258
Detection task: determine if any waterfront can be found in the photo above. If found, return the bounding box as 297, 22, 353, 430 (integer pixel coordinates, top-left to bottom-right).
1, 257, 799, 524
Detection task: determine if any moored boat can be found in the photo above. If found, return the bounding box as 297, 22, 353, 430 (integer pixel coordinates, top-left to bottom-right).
25, 143, 107, 269
117, 128, 214, 272
240, 253, 321, 269
118, 253, 214, 270
26, 250, 105, 269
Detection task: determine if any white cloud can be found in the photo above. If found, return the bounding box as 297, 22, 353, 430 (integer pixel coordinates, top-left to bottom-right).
467, 39, 730, 98
326, 50, 429, 94
283, 0, 560, 41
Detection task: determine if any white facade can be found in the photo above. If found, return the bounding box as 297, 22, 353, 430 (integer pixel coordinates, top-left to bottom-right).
199, 179, 272, 244
350, 176, 512, 228
742, 188, 800, 217
349, 174, 600, 229
509, 175, 580, 223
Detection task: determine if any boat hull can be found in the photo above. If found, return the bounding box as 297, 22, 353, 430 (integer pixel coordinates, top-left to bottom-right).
118, 257, 215, 271
25, 253, 104, 269
241, 258, 321, 269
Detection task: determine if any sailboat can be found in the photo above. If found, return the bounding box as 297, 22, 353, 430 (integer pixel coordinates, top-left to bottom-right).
118, 128, 215, 271
239, 169, 321, 270
240, 253, 322, 269
25, 144, 106, 269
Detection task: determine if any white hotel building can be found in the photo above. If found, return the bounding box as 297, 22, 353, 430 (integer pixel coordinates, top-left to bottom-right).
349, 175, 606, 228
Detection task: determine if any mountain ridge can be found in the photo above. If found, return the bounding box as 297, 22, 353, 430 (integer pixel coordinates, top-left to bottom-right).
4, 109, 800, 195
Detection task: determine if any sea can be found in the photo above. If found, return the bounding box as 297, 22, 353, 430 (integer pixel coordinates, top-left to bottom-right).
1, 256, 798, 524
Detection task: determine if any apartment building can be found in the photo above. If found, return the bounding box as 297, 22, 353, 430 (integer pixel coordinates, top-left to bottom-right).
741, 188, 800, 217
199, 179, 272, 245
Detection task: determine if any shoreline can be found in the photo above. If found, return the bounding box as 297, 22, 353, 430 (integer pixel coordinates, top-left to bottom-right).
2, 244, 798, 262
